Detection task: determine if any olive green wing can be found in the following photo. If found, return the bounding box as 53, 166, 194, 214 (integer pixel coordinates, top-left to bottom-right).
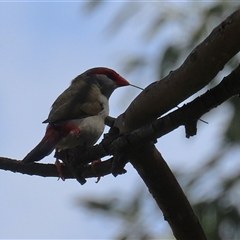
43, 81, 103, 124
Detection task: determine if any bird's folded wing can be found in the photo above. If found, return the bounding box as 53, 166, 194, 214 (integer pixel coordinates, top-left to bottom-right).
43, 81, 103, 123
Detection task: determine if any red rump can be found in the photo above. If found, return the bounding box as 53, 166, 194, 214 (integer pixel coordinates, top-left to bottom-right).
44, 121, 80, 142
60, 121, 80, 137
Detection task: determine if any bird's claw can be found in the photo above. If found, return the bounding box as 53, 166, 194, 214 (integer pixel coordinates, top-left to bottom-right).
55, 159, 65, 181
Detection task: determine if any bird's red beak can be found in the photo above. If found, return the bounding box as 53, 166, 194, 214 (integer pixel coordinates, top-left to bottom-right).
117, 75, 130, 87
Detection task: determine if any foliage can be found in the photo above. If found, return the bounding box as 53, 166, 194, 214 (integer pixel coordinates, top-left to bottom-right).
77, 186, 174, 239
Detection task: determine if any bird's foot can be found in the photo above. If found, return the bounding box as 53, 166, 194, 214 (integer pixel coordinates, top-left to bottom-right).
55, 159, 65, 181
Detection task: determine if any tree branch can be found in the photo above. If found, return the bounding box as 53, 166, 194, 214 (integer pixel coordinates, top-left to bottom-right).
0, 156, 115, 180
115, 9, 240, 132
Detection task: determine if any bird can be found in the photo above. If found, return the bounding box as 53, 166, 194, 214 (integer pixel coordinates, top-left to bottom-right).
22, 67, 130, 174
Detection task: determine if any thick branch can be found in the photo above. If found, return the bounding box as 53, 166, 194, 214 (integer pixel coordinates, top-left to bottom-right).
115, 9, 240, 132
131, 143, 207, 240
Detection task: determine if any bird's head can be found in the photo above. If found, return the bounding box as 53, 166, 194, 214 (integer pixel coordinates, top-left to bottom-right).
80, 67, 130, 98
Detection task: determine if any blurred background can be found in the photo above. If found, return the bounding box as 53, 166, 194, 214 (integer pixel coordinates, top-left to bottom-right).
1, 1, 240, 239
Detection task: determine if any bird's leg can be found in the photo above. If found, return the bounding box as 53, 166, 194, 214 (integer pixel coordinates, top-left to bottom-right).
55, 148, 65, 181
55, 159, 65, 181
54, 122, 81, 181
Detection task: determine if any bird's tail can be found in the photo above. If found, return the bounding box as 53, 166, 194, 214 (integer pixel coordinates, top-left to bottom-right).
22, 125, 62, 164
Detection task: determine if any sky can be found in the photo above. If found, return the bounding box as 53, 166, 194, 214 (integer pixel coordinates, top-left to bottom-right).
0, 2, 231, 239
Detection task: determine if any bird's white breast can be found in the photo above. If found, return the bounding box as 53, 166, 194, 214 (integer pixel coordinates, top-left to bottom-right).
57, 94, 109, 150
